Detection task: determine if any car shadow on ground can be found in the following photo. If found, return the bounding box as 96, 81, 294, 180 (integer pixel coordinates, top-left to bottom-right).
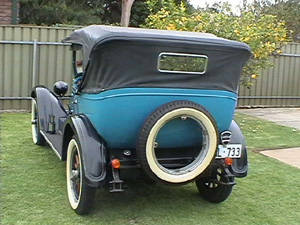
35, 142, 231, 220
91, 180, 214, 214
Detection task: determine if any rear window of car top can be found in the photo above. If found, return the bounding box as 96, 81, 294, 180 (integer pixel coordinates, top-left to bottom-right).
158, 52, 208, 75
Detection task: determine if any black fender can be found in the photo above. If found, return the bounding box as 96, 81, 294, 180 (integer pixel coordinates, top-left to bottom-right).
31, 86, 67, 157
31, 86, 67, 133
228, 120, 248, 178
63, 115, 107, 188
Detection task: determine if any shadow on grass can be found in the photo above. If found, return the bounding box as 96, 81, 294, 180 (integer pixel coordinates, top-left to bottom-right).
37, 141, 216, 219
92, 180, 206, 212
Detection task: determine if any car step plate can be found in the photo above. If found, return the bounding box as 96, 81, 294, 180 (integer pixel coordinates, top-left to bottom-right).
216, 144, 242, 159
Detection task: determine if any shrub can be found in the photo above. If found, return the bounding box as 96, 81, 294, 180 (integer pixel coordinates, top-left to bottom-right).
144, 1, 289, 87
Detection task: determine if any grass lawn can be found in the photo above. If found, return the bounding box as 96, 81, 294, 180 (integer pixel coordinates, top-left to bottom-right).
235, 113, 300, 150
1, 113, 300, 225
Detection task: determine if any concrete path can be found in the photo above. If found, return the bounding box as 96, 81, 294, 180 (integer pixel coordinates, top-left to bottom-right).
237, 108, 300, 130
261, 147, 300, 169
237, 108, 300, 169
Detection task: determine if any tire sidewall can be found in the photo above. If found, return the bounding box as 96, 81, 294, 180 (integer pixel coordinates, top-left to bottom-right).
137, 101, 219, 184
66, 138, 83, 210
196, 175, 234, 203
31, 99, 44, 145
66, 136, 96, 215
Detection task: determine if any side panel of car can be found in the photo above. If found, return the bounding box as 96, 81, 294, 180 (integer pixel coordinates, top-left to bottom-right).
228, 120, 248, 177
63, 115, 107, 187
76, 88, 238, 149
31, 86, 67, 158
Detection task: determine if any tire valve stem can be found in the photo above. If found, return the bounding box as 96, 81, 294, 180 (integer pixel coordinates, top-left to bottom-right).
154, 142, 158, 148
181, 116, 187, 120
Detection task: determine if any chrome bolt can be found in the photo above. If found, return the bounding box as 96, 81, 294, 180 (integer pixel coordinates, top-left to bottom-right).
123, 150, 131, 156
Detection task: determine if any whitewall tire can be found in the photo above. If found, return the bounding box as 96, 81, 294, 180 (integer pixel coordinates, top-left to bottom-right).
66, 137, 96, 215
137, 101, 218, 184
31, 99, 45, 145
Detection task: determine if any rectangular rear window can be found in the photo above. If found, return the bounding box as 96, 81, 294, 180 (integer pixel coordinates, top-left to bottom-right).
158, 52, 208, 74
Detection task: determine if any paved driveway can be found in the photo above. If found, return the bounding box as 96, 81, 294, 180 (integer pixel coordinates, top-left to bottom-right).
260, 147, 300, 169
237, 108, 300, 130
237, 107, 300, 169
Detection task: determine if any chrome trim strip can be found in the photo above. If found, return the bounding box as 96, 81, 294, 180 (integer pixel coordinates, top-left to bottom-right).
239, 96, 300, 99
157, 52, 208, 75
40, 130, 62, 160
80, 92, 237, 101
220, 131, 232, 145
0, 40, 70, 46
280, 53, 300, 57
0, 96, 70, 100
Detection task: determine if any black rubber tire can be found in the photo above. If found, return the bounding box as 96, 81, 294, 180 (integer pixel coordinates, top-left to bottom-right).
136, 100, 218, 184
31, 99, 46, 146
195, 169, 234, 203
66, 135, 96, 215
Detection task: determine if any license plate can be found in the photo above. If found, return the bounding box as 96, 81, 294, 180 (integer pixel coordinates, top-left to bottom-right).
216, 144, 242, 159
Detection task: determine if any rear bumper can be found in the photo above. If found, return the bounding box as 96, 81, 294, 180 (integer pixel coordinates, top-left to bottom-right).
109, 145, 248, 180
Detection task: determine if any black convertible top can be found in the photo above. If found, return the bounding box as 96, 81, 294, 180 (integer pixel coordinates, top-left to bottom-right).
63, 25, 250, 68
63, 25, 252, 93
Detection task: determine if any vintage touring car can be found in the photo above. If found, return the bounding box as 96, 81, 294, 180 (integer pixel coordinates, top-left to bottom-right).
31, 25, 250, 214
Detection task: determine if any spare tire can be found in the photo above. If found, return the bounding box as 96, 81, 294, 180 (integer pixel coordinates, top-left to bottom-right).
136, 100, 218, 184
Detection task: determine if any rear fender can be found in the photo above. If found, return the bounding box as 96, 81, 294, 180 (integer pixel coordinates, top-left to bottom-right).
228, 120, 248, 177
63, 115, 107, 187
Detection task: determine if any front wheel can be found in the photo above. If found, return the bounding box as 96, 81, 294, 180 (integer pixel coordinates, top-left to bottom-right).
195, 167, 234, 203
31, 99, 45, 145
66, 137, 96, 215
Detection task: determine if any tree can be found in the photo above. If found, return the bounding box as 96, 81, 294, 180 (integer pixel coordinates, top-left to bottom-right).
146, 0, 194, 14
144, 0, 289, 87
121, 0, 135, 27
249, 0, 300, 42
19, 0, 104, 25
119, 0, 194, 27
19, 0, 193, 27
19, 0, 148, 26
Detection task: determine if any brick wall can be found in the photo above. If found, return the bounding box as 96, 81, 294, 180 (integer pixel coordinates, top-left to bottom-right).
0, 0, 12, 24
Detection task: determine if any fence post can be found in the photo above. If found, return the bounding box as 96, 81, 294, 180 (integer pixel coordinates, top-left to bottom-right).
32, 40, 38, 89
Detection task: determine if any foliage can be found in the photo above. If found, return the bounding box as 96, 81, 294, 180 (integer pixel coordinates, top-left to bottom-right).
18, 0, 192, 27
248, 0, 300, 42
19, 0, 104, 25
18, 0, 145, 26
100, 0, 192, 26
144, 0, 289, 87
200, 1, 235, 15
130, 0, 150, 27
101, 0, 150, 27
146, 0, 194, 14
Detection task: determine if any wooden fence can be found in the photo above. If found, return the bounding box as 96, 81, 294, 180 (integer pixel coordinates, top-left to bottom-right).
0, 25, 299, 110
